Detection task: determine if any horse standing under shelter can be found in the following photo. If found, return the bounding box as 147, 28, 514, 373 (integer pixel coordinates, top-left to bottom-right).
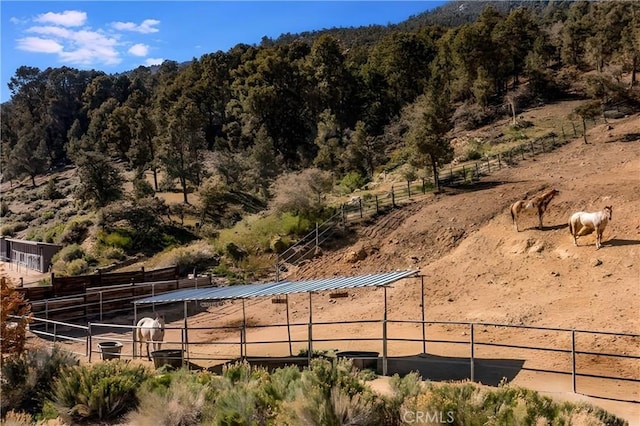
510, 188, 560, 232
135, 313, 165, 360
568, 206, 613, 249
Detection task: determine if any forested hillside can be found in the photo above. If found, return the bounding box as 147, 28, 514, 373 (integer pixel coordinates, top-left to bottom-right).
1, 0, 639, 278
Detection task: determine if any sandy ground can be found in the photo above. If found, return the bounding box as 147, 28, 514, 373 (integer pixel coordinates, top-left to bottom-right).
25, 107, 640, 424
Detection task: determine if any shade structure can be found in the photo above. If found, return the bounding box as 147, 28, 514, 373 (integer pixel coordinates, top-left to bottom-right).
134, 270, 419, 305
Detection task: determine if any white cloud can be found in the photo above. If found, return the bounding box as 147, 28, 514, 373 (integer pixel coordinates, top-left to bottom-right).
35, 10, 86, 27
26, 25, 73, 39
128, 43, 149, 56
16, 37, 63, 53
111, 19, 160, 34
10, 17, 29, 25
13, 10, 160, 69
145, 58, 164, 66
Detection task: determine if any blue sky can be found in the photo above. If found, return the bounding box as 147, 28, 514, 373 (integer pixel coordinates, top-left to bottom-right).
1, 1, 446, 102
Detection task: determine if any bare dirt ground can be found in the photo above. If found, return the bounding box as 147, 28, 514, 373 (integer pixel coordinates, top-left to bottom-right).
33, 104, 640, 423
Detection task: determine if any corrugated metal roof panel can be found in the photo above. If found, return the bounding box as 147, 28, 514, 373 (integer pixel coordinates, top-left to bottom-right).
135, 270, 419, 305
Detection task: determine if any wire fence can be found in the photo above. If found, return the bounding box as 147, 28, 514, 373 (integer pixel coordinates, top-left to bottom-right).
275, 116, 607, 279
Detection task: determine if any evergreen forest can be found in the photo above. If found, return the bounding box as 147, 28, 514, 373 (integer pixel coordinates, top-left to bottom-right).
1, 0, 639, 276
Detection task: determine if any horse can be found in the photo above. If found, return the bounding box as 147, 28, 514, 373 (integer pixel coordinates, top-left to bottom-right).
510, 188, 560, 232
135, 313, 165, 360
568, 206, 612, 249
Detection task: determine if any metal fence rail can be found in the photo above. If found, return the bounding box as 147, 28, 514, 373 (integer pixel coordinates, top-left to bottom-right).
24, 313, 639, 402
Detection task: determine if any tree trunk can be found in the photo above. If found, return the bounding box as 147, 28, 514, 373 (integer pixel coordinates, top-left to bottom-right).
582, 118, 588, 144
153, 168, 158, 192
181, 177, 188, 204
430, 156, 440, 192
31, 175, 37, 188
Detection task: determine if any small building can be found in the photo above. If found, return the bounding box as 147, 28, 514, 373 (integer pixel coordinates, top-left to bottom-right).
0, 237, 62, 273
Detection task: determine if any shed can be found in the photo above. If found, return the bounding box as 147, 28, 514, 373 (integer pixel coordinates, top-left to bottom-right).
0, 237, 62, 273
134, 270, 424, 374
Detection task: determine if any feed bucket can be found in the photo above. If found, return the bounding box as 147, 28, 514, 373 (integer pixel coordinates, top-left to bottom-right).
336, 351, 379, 370
98, 341, 123, 360
151, 349, 183, 369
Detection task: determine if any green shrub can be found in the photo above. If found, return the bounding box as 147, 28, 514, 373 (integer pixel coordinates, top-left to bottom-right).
59, 220, 92, 245
338, 172, 367, 195
44, 223, 65, 244
410, 382, 628, 425
133, 177, 155, 199
41, 211, 55, 221
225, 242, 248, 263
66, 258, 89, 276
54, 244, 85, 262
0, 346, 78, 417
96, 229, 133, 250
1, 225, 16, 237
1, 410, 34, 425
0, 201, 10, 217
40, 178, 63, 200
277, 358, 382, 426
127, 369, 212, 426
51, 360, 150, 424
465, 149, 483, 161
101, 246, 126, 261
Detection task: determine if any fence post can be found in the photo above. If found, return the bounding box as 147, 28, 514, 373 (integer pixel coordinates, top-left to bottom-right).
375, 195, 379, 215
88, 322, 93, 362
53, 322, 57, 344
422, 178, 426, 194
382, 286, 388, 376
462, 166, 466, 182
45, 300, 49, 333
239, 326, 245, 360
486, 158, 490, 174
470, 323, 475, 382
358, 199, 363, 219
341, 204, 346, 227
572, 122, 577, 137
571, 330, 576, 393
308, 292, 313, 367
530, 141, 535, 155
421, 276, 426, 354
391, 186, 396, 208
407, 180, 411, 198
498, 154, 501, 169
99, 291, 103, 322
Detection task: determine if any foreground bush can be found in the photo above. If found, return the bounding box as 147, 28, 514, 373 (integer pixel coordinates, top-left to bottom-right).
127, 368, 214, 426
0, 346, 77, 418
405, 381, 628, 426
51, 360, 150, 424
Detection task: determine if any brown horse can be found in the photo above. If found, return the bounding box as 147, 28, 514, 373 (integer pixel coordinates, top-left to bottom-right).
510, 188, 560, 232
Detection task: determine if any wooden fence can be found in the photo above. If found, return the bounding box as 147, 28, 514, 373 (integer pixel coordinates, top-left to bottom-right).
16, 265, 179, 301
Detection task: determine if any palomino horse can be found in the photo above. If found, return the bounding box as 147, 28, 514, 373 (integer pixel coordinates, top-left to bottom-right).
136, 313, 165, 360
568, 206, 612, 249
510, 188, 560, 232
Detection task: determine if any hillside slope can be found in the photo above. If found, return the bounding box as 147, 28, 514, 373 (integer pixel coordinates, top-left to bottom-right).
291, 111, 640, 334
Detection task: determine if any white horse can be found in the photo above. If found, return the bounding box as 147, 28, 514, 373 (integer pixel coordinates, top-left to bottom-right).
568, 206, 612, 249
136, 313, 165, 360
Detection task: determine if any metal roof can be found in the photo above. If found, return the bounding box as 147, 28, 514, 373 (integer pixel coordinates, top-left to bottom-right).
134, 270, 419, 305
